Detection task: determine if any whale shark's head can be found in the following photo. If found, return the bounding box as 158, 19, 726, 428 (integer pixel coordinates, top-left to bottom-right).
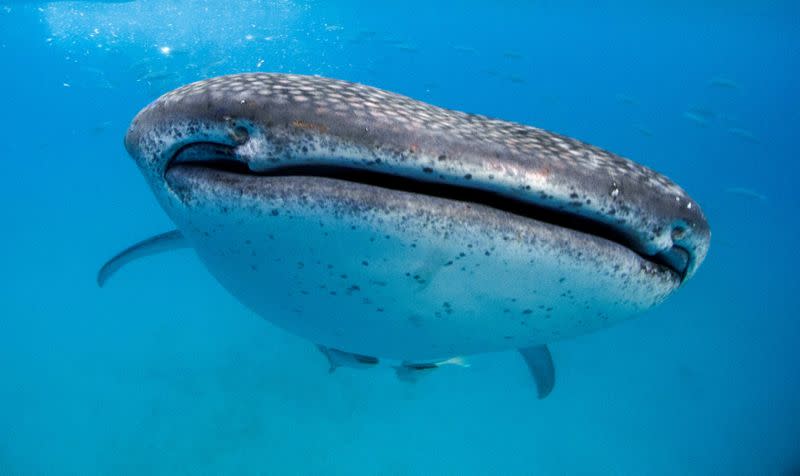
124, 73, 710, 343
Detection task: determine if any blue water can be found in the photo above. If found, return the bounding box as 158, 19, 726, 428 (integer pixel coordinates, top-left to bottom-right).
1, 1, 798, 474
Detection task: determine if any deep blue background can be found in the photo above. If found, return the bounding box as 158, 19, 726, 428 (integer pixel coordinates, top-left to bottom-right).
1, 1, 798, 474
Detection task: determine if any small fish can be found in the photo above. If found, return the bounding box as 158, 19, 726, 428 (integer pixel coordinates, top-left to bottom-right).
503, 51, 523, 60
616, 94, 638, 106
137, 70, 177, 83
634, 125, 653, 137
129, 56, 158, 73
728, 127, 760, 143
434, 356, 470, 368
393, 43, 419, 52
719, 113, 739, 124
80, 65, 107, 77
683, 111, 710, 127
394, 357, 471, 383
349, 31, 376, 44
95, 78, 117, 90
686, 105, 716, 119
708, 77, 740, 90
683, 106, 715, 127
200, 58, 228, 76
725, 187, 767, 202
452, 45, 477, 54
91, 120, 113, 135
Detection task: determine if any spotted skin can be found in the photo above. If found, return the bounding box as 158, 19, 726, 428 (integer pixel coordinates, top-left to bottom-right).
127, 73, 709, 279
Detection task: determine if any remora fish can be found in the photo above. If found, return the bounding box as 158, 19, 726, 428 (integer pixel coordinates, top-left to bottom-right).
99, 73, 710, 398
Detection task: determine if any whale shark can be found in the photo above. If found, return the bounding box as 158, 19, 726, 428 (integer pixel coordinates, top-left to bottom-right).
99, 73, 710, 398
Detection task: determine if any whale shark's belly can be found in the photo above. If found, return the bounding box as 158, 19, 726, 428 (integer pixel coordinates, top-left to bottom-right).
164, 169, 677, 360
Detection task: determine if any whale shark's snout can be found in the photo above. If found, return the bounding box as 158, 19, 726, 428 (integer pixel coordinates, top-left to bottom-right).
125, 73, 710, 284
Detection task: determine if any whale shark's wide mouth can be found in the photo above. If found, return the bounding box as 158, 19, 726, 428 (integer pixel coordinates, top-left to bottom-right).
165, 142, 689, 281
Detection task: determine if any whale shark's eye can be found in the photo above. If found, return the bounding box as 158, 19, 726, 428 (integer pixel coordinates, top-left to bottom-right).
229, 125, 249, 144
671, 225, 688, 241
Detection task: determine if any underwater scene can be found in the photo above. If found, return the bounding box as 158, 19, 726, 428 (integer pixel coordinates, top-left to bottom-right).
1, 0, 798, 474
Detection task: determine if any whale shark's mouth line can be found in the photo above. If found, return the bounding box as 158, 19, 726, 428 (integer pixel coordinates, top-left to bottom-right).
166, 142, 687, 280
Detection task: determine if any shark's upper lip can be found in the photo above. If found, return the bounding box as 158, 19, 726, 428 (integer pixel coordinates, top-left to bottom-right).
165, 141, 688, 281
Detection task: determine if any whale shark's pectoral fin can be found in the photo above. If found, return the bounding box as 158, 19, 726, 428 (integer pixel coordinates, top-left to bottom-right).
97, 230, 188, 287
316, 345, 339, 373
316, 344, 379, 373
518, 345, 555, 399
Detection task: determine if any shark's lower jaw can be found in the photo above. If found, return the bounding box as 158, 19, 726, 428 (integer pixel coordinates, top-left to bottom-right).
164, 141, 686, 282
160, 161, 679, 359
